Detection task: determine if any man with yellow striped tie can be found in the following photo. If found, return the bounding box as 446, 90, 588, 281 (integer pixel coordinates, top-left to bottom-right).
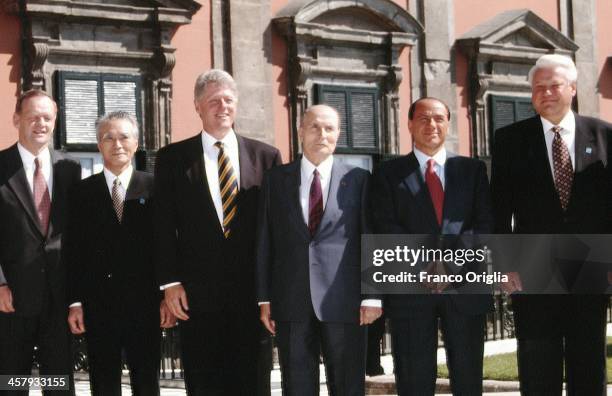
153, 69, 282, 395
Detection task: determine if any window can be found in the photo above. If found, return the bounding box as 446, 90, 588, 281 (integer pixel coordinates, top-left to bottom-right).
56, 72, 143, 151
490, 95, 535, 141
315, 85, 379, 154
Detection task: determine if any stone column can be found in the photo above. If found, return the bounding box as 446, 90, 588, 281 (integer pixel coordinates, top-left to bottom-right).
570, 0, 599, 116
420, 0, 458, 152
228, 0, 275, 144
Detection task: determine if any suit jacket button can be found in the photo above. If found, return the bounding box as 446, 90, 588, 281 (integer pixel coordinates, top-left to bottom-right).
41, 268, 45, 273
107, 274, 112, 279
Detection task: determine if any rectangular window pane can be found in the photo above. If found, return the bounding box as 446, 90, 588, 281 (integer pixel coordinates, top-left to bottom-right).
64, 79, 99, 145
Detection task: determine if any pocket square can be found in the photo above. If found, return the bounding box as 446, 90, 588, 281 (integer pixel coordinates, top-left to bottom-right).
139, 198, 146, 204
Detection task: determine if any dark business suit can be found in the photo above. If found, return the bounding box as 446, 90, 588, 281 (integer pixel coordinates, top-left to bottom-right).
371, 152, 493, 395
0, 144, 80, 395
154, 133, 281, 395
256, 159, 369, 396
491, 114, 612, 395
64, 170, 160, 396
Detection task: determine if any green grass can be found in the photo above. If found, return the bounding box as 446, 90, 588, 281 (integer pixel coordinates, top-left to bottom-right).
436, 337, 612, 382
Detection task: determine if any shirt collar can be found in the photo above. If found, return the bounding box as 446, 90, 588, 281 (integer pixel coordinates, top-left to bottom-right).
541, 111, 575, 134
413, 147, 447, 169
17, 143, 50, 170
103, 165, 133, 190
301, 154, 334, 182
201, 129, 237, 151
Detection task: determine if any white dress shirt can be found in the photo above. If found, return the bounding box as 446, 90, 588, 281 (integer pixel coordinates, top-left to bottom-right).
70, 166, 134, 307
17, 143, 52, 198
160, 131, 241, 291
280, 154, 379, 309
541, 111, 576, 173
299, 155, 334, 224
202, 130, 241, 227
103, 165, 133, 201
413, 146, 447, 189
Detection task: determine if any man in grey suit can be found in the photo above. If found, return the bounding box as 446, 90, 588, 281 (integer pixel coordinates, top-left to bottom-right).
257, 104, 382, 396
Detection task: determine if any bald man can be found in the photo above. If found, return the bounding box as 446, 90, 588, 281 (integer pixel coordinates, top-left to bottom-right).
256, 105, 382, 396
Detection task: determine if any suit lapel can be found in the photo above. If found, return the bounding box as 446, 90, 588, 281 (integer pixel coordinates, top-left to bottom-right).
317, 161, 343, 235
574, 114, 597, 173
237, 134, 255, 191
184, 135, 224, 236
528, 117, 562, 209
93, 172, 120, 227
441, 156, 464, 233
283, 160, 310, 238
47, 150, 65, 240
5, 145, 44, 237
401, 153, 440, 232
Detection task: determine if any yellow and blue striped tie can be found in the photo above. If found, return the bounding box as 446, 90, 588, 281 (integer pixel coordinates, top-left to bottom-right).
215, 141, 238, 238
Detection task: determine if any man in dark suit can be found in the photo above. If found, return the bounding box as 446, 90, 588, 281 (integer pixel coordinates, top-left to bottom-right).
371, 97, 493, 395
491, 54, 611, 395
257, 104, 382, 396
154, 69, 281, 395
0, 90, 80, 395
64, 111, 175, 395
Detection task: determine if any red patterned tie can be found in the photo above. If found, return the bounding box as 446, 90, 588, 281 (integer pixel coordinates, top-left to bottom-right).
551, 125, 573, 210
308, 169, 323, 237
33, 157, 51, 235
425, 159, 444, 225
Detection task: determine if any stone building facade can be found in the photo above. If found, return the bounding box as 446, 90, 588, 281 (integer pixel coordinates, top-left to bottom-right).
0, 0, 610, 173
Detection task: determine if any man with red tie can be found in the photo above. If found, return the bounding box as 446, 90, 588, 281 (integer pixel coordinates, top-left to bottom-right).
0, 90, 81, 395
370, 98, 494, 395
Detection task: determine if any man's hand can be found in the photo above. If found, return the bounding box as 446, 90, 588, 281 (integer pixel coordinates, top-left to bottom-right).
0, 285, 14, 313
360, 306, 382, 326
160, 299, 177, 328
164, 284, 189, 321
501, 272, 523, 294
68, 306, 86, 334
259, 303, 276, 335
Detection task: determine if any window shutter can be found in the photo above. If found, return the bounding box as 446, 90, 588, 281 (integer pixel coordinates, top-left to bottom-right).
490, 95, 535, 133
320, 90, 349, 148
350, 92, 376, 149
64, 79, 99, 145
516, 101, 536, 121
57, 72, 142, 150
103, 81, 138, 118
316, 84, 379, 153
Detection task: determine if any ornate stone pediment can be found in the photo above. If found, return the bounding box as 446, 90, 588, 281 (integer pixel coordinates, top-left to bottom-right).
273, 0, 423, 156
457, 9, 577, 61
455, 9, 578, 160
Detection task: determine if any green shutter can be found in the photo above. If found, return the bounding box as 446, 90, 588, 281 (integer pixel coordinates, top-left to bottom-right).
315, 84, 379, 154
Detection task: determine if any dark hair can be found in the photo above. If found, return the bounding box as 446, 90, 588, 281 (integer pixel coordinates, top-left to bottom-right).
408, 97, 451, 121
15, 90, 57, 114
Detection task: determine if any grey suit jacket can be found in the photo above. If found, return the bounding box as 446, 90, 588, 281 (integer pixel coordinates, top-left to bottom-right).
256, 158, 370, 323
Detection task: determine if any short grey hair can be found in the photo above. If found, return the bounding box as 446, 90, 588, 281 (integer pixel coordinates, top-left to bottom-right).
95, 111, 139, 142
194, 69, 238, 100
528, 54, 578, 85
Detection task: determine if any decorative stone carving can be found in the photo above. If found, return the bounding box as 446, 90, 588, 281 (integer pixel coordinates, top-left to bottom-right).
456, 9, 578, 158
20, 0, 200, 160
274, 0, 423, 157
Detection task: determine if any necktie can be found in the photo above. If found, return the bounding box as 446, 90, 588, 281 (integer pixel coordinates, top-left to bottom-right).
112, 178, 124, 223
425, 159, 444, 225
215, 142, 238, 238
308, 169, 323, 237
551, 125, 573, 211
33, 157, 51, 235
